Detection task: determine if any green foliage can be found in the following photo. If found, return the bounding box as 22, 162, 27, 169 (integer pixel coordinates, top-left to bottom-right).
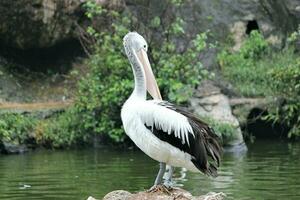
201, 116, 236, 145
266, 59, 300, 138
240, 30, 268, 59
218, 30, 298, 97
0, 110, 89, 148
83, 0, 106, 19
219, 29, 300, 138
38, 108, 89, 148
0, 113, 37, 143
218, 31, 271, 96
154, 31, 211, 103
287, 25, 300, 45
74, 0, 211, 142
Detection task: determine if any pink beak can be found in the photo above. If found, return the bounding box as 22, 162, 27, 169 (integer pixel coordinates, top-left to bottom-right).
136, 49, 162, 100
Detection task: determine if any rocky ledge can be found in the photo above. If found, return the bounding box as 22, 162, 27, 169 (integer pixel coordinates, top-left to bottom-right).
88, 188, 226, 200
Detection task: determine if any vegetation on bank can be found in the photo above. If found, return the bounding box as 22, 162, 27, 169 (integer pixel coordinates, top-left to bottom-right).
75, 0, 211, 142
1, 1, 300, 150
0, 0, 214, 149
0, 113, 37, 145
219, 28, 300, 138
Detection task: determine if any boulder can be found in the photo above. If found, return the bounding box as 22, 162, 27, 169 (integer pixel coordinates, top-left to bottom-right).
189, 81, 245, 148
103, 190, 132, 200
0, 0, 126, 50
127, 0, 300, 67
1, 0, 299, 51
229, 97, 269, 127
176, 0, 300, 48
0, 141, 28, 154
0, 0, 83, 49
99, 188, 226, 200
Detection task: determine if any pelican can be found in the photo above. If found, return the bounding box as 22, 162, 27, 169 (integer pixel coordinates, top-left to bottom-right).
121, 32, 221, 189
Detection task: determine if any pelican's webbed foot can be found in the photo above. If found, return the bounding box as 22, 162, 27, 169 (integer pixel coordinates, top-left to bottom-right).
147, 184, 173, 195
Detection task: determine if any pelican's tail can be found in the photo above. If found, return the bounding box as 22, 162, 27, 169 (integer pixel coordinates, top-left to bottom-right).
188, 118, 222, 177
157, 101, 222, 177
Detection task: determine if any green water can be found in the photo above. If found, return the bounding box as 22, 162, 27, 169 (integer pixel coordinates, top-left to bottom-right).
0, 140, 299, 200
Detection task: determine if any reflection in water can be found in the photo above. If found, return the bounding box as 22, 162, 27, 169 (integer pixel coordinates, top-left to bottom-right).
0, 140, 299, 200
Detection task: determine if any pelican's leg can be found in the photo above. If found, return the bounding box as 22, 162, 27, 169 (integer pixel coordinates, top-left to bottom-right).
148, 162, 166, 192
154, 162, 166, 185
164, 165, 174, 188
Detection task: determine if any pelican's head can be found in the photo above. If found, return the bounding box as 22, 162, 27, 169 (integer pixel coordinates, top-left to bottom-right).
123, 32, 148, 54
123, 32, 162, 100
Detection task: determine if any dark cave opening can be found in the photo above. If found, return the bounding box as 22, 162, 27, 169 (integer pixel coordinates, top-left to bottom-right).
246, 20, 259, 35
0, 39, 85, 74
245, 107, 289, 139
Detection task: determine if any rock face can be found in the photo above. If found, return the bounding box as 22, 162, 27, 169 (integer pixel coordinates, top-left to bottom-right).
180, 0, 300, 48
99, 188, 226, 200
0, 0, 82, 49
127, 0, 300, 50
0, 0, 299, 50
189, 81, 245, 147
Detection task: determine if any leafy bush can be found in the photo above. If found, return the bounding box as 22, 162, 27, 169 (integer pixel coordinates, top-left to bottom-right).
218, 30, 272, 96
74, 0, 211, 142
0, 113, 37, 143
219, 29, 300, 138
266, 60, 300, 138
240, 30, 268, 59
0, 110, 88, 148
36, 108, 89, 148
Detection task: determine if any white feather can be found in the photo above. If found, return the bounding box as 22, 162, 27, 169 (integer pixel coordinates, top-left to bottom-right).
121, 98, 198, 172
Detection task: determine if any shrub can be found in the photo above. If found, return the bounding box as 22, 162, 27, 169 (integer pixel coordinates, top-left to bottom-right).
74, 0, 211, 142
219, 28, 300, 138
37, 108, 89, 148
240, 30, 268, 59
266, 59, 300, 138
0, 113, 37, 143
218, 30, 272, 96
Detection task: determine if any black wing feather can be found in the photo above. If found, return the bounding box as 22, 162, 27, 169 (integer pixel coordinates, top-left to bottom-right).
145, 101, 222, 177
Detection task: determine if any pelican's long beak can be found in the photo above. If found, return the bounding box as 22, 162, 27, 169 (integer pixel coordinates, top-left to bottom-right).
136, 49, 162, 100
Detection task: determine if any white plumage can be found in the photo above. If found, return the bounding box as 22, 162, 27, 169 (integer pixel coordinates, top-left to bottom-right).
121, 32, 221, 188
121, 98, 199, 172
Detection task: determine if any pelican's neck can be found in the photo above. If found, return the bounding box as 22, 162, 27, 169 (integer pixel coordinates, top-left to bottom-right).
126, 47, 147, 99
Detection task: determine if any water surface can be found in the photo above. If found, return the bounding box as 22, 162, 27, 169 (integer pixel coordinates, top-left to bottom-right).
0, 140, 299, 200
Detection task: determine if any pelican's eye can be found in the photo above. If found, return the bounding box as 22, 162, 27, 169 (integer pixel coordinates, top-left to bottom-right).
143, 44, 147, 51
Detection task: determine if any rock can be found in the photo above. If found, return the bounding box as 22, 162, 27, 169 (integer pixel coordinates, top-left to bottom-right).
0, 0, 126, 50
103, 190, 132, 200
229, 97, 269, 127
101, 188, 226, 200
1, 0, 299, 51
0, 141, 28, 154
87, 196, 98, 200
0, 0, 82, 49
189, 81, 245, 147
127, 0, 300, 67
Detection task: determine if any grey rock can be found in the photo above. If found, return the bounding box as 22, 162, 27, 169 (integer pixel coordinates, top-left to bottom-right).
103, 190, 132, 200
1, 0, 299, 51
101, 188, 226, 200
126, 0, 300, 68
0, 0, 126, 50
230, 97, 269, 126
190, 81, 245, 147
0, 141, 28, 154
0, 0, 82, 49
